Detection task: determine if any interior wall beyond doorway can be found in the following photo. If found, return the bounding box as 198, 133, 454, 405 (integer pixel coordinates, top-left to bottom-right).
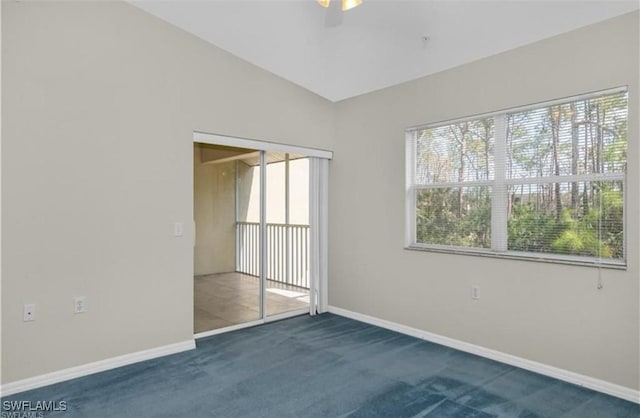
194, 144, 236, 275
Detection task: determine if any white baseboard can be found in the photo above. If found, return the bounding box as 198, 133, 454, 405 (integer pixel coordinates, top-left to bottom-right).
0, 339, 196, 397
195, 320, 265, 339
327, 306, 640, 404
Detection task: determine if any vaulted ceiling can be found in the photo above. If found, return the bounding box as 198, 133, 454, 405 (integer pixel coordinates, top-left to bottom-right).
131, 1, 639, 102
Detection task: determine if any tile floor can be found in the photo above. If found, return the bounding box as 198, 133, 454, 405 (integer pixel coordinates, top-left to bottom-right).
194, 272, 309, 333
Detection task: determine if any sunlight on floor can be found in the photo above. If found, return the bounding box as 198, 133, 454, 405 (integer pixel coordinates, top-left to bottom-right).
194, 272, 309, 333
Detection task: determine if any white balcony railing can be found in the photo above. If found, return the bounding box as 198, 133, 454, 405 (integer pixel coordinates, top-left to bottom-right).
236, 222, 309, 289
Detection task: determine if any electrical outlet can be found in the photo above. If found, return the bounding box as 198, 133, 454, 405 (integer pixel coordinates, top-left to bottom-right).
74, 296, 87, 314
471, 286, 480, 300
24, 304, 36, 321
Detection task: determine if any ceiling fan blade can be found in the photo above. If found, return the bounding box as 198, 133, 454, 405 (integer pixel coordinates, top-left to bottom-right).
324, 1, 343, 27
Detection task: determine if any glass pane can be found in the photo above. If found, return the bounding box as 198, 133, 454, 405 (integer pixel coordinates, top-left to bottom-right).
289, 158, 310, 225
416, 118, 494, 184
508, 181, 624, 260
237, 160, 262, 277
416, 186, 491, 248
265, 161, 286, 224
237, 162, 260, 223
265, 153, 309, 317
193, 144, 260, 333
507, 91, 627, 179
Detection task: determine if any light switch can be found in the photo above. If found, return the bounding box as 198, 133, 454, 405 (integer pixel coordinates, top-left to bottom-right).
174, 222, 184, 237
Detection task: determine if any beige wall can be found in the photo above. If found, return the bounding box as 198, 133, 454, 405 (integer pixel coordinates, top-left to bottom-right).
330, 11, 639, 390
193, 146, 236, 276
1, 1, 333, 383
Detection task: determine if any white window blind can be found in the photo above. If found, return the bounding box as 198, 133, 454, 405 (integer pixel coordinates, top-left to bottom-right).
406, 87, 627, 267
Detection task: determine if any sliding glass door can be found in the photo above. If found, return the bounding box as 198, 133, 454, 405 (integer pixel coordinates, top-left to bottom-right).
193, 132, 331, 337
193, 143, 262, 334
264, 152, 310, 318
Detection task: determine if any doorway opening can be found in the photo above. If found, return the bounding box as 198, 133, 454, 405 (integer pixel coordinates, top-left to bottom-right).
193, 141, 316, 336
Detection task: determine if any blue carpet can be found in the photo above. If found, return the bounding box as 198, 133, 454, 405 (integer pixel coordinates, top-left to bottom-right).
2, 314, 638, 417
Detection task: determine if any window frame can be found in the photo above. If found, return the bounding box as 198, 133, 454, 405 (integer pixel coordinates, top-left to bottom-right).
405, 86, 628, 269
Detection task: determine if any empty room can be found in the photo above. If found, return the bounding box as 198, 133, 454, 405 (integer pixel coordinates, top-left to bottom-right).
1, 1, 638, 417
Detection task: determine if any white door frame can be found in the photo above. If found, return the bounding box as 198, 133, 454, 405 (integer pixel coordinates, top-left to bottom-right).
193, 131, 333, 159
193, 131, 332, 339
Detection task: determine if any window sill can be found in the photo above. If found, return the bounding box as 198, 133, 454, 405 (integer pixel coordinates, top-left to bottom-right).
404, 245, 627, 270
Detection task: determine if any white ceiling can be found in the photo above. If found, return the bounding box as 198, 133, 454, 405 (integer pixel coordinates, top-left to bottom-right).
131, 0, 639, 102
